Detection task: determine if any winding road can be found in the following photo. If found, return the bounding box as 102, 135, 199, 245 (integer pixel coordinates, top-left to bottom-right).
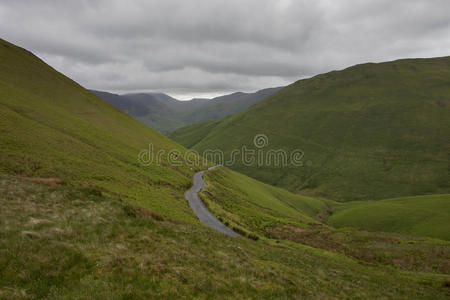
185, 166, 240, 237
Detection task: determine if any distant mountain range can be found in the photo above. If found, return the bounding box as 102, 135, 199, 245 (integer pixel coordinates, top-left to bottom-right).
91, 87, 282, 133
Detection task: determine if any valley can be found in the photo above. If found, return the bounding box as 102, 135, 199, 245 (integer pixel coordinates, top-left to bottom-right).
0, 36, 449, 299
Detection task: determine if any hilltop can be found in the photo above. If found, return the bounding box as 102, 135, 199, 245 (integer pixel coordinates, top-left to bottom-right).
171, 57, 450, 201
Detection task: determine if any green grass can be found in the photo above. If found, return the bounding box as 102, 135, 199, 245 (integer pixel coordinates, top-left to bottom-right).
171, 56, 450, 202
1, 175, 449, 299
328, 194, 450, 240
168, 119, 222, 148
200, 168, 450, 275
0, 38, 209, 222
201, 167, 332, 237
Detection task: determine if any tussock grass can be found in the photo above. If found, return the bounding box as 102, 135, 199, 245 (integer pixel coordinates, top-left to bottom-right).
268, 225, 450, 274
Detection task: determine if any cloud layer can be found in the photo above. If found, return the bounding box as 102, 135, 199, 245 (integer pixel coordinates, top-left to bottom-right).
1, 0, 449, 98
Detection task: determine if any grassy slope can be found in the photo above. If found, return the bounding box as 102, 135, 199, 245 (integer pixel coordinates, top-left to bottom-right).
201, 169, 450, 275
201, 167, 331, 236
328, 194, 450, 240
0, 38, 208, 222
136, 113, 186, 134
1, 175, 449, 299
168, 119, 222, 148
172, 57, 450, 202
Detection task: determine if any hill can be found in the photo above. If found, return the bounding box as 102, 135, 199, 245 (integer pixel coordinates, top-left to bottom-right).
171, 57, 450, 201
168, 119, 223, 148
91, 90, 191, 133
200, 166, 331, 237
0, 38, 208, 222
92, 87, 282, 133
328, 194, 450, 240
201, 168, 450, 274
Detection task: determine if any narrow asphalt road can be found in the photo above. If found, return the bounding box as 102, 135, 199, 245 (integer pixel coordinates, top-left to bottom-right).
185, 166, 240, 237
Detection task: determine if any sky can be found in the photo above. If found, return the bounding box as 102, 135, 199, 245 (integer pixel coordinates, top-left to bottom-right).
0, 0, 449, 100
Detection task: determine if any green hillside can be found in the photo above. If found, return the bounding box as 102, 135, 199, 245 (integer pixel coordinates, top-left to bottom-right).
0, 38, 208, 222
168, 119, 222, 148
328, 194, 450, 240
171, 57, 450, 201
199, 168, 450, 275
201, 167, 331, 237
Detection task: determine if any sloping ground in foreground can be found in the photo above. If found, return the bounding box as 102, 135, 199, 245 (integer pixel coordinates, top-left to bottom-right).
0, 176, 449, 299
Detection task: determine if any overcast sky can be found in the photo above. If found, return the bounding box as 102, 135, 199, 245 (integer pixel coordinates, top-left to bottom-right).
1, 0, 449, 99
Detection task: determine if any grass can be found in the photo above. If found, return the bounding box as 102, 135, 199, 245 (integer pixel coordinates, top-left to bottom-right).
168, 119, 222, 148
201, 167, 332, 237
200, 169, 450, 275
171, 56, 450, 202
1, 175, 449, 299
268, 225, 450, 275
328, 194, 450, 240
0, 38, 209, 222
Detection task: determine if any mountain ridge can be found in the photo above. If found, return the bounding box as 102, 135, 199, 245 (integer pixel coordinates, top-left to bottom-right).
92, 86, 283, 133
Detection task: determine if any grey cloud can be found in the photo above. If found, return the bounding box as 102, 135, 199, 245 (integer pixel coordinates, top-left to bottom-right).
0, 0, 449, 98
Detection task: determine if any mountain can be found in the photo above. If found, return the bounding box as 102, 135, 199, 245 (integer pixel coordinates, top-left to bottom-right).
92, 87, 282, 133
170, 56, 450, 202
